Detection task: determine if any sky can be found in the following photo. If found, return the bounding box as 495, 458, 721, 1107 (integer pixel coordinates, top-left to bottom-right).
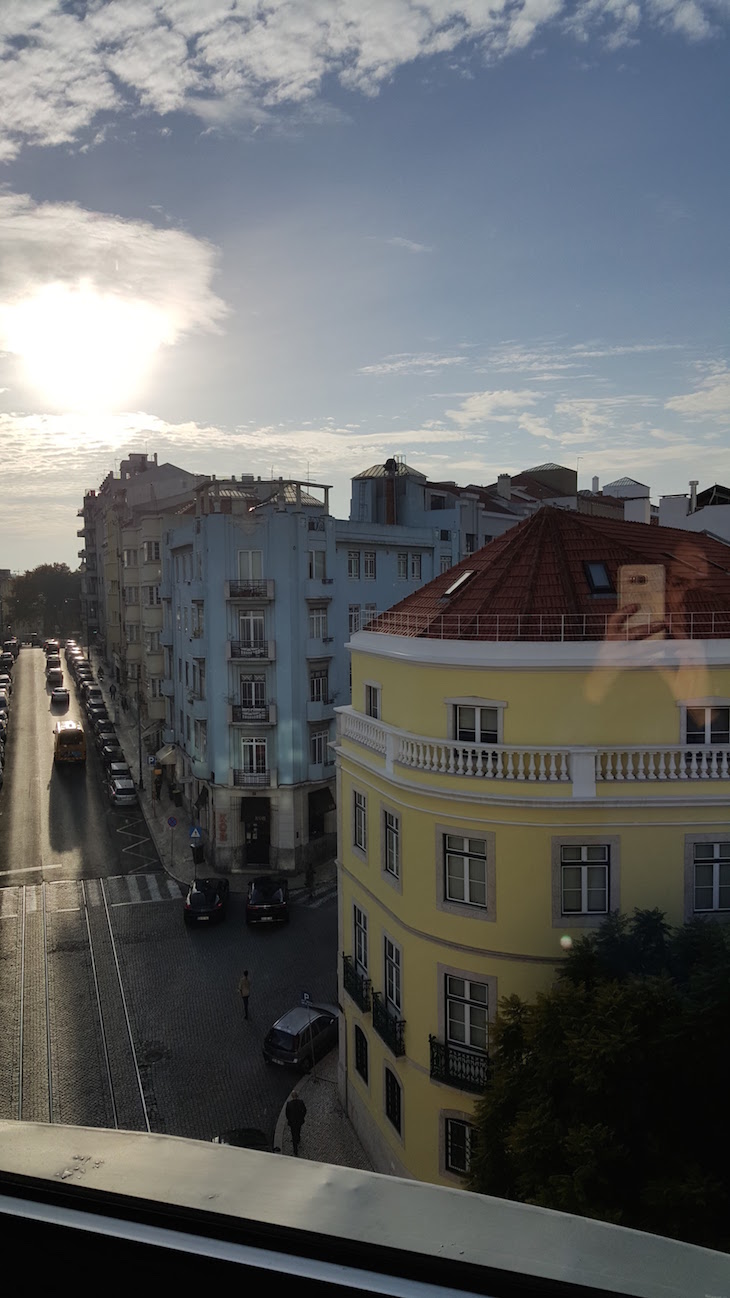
0, 0, 728, 571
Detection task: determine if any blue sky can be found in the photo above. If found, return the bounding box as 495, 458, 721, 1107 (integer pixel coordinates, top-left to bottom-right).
0, 1, 728, 569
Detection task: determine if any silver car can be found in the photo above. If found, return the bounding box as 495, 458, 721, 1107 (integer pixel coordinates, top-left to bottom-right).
108, 776, 138, 807
263, 1002, 339, 1072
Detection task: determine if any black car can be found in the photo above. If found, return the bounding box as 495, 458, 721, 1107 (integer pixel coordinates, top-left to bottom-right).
184, 877, 230, 925
100, 742, 126, 771
94, 720, 117, 747
246, 876, 290, 925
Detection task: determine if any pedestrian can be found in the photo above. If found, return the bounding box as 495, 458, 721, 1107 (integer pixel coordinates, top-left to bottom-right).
110, 682, 117, 701
238, 969, 251, 1020
120, 694, 128, 713
285, 1091, 307, 1157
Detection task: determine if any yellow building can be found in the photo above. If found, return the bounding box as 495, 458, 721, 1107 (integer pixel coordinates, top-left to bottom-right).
335, 508, 730, 1186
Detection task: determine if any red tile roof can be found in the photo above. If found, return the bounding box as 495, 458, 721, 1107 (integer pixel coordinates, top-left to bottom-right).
367, 507, 730, 641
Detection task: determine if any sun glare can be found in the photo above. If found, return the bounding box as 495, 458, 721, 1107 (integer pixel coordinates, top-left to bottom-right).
0, 280, 174, 411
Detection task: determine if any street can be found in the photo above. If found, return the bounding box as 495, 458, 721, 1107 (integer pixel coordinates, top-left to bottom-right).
0, 648, 338, 1142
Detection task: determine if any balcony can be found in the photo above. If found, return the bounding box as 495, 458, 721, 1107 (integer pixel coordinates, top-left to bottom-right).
225, 578, 275, 601
192, 695, 207, 720
227, 639, 275, 662
342, 955, 371, 1013
160, 628, 173, 647
228, 703, 276, 726
366, 609, 730, 641
371, 992, 405, 1057
337, 708, 730, 800
306, 638, 334, 659
162, 728, 175, 745
429, 1036, 490, 1095
161, 679, 175, 697
306, 697, 334, 724
189, 633, 205, 656
232, 767, 276, 788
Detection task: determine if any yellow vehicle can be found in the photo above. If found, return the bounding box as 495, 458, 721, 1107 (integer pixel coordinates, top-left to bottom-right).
53, 720, 86, 764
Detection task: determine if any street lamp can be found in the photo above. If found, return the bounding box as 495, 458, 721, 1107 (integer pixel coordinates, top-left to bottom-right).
136, 673, 145, 791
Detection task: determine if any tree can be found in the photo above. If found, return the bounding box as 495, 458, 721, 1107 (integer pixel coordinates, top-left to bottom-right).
470, 910, 730, 1252
8, 564, 81, 638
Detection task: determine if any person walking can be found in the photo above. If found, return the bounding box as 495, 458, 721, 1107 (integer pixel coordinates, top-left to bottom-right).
238, 969, 251, 1020
109, 682, 117, 701
285, 1091, 307, 1157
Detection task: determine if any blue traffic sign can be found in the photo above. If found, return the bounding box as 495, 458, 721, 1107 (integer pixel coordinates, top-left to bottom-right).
189, 825, 202, 840
167, 816, 177, 829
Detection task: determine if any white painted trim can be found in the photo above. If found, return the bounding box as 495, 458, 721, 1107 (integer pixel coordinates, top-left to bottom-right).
350, 630, 730, 670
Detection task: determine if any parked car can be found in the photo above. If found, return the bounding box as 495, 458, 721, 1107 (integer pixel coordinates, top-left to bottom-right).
100, 743, 126, 772
184, 877, 230, 926
45, 655, 62, 673
262, 1003, 339, 1072
95, 721, 117, 748
0, 691, 10, 712
47, 668, 64, 688
51, 686, 70, 707
246, 876, 290, 925
107, 776, 138, 807
44, 639, 60, 656
0, 653, 13, 673
87, 705, 108, 727
0, 674, 12, 695
0, 716, 8, 741
108, 760, 132, 781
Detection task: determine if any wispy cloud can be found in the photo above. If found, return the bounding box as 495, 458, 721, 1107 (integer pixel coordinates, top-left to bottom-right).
446, 388, 541, 425
383, 236, 433, 254
1, 2, 729, 160
665, 364, 730, 419
359, 352, 467, 376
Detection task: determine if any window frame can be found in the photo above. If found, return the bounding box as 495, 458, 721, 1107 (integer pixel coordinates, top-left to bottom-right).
364, 682, 381, 719
444, 1116, 476, 1177
410, 553, 422, 581
354, 1025, 369, 1085
397, 552, 408, 580
354, 902, 369, 974
309, 667, 329, 703
384, 934, 402, 1014
684, 833, 730, 924
353, 790, 367, 856
308, 605, 328, 639
242, 736, 267, 775
382, 808, 401, 888
347, 550, 361, 579
551, 836, 620, 927
448, 698, 505, 745
384, 1065, 402, 1136
364, 551, 376, 580
445, 973, 489, 1055
348, 605, 361, 635
309, 728, 329, 765
307, 550, 326, 580
679, 698, 730, 746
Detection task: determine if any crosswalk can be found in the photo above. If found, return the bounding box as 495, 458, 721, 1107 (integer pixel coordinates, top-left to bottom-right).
0, 873, 186, 919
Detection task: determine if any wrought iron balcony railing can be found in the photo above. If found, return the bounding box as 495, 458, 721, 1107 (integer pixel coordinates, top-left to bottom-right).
371, 991, 405, 1057
342, 955, 371, 1012
429, 1036, 490, 1094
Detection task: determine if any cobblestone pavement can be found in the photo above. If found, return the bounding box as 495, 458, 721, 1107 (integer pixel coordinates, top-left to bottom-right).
274, 1050, 373, 1170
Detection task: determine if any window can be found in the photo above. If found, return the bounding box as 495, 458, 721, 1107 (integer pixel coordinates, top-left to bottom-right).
308, 550, 326, 580
354, 791, 367, 851
185, 661, 189, 686
239, 610, 265, 646
122, 548, 138, 567
445, 1119, 476, 1176
179, 709, 184, 736
454, 704, 498, 744
310, 729, 329, 765
239, 550, 263, 580
584, 561, 614, 594
439, 529, 451, 541
308, 606, 328, 639
363, 604, 377, 627
347, 550, 360, 579
186, 714, 191, 742
440, 555, 451, 575
348, 605, 361, 634
192, 602, 204, 637
693, 842, 730, 912
686, 706, 730, 745
125, 623, 140, 642
384, 1067, 401, 1134
561, 845, 609, 915
142, 540, 160, 562
177, 657, 182, 682
144, 630, 160, 653
123, 585, 139, 604
365, 683, 380, 719
397, 552, 408, 579
364, 551, 376, 579
410, 553, 421, 580
446, 975, 488, 1053
464, 533, 477, 555
144, 585, 161, 605
148, 678, 163, 698
183, 605, 189, 635
384, 811, 400, 879
240, 674, 265, 709
354, 904, 368, 973
431, 494, 447, 510
194, 720, 207, 757
445, 835, 487, 908
384, 936, 401, 1012
354, 1026, 369, 1084
242, 737, 267, 774
310, 668, 328, 702
192, 662, 206, 699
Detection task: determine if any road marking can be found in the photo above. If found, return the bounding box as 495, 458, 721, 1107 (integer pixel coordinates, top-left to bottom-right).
146, 874, 162, 901
109, 897, 181, 907
0, 864, 64, 876
126, 875, 142, 904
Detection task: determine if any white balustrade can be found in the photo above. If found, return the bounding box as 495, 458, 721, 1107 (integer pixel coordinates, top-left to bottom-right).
596, 746, 730, 782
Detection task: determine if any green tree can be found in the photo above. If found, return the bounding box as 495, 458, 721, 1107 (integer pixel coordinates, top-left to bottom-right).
470, 910, 730, 1251
8, 564, 81, 638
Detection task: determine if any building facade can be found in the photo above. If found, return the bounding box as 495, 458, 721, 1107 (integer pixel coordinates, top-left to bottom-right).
335, 509, 730, 1185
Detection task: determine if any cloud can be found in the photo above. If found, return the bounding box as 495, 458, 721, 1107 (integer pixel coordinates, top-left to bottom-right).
359, 352, 467, 376
1, 1, 729, 160
384, 236, 433, 254
446, 388, 540, 425
665, 365, 730, 419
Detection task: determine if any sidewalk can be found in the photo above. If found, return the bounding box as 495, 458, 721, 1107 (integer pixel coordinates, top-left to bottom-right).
91, 656, 337, 896
274, 1050, 373, 1170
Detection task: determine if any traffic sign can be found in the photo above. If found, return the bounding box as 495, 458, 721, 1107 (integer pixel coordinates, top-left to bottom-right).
189, 826, 202, 840
301, 991, 310, 1004
167, 816, 177, 829
147, 755, 155, 766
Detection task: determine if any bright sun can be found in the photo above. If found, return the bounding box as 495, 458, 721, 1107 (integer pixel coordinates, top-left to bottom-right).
1, 279, 173, 411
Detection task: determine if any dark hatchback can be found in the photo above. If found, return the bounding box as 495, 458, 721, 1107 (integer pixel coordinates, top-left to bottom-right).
246, 876, 290, 925
263, 1003, 339, 1072
184, 877, 230, 926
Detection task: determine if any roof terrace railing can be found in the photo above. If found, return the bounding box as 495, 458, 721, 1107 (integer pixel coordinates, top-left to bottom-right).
358, 611, 730, 641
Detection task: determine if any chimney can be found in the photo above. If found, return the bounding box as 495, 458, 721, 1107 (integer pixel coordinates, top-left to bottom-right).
689, 480, 699, 513
497, 474, 511, 500
592, 476, 599, 494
